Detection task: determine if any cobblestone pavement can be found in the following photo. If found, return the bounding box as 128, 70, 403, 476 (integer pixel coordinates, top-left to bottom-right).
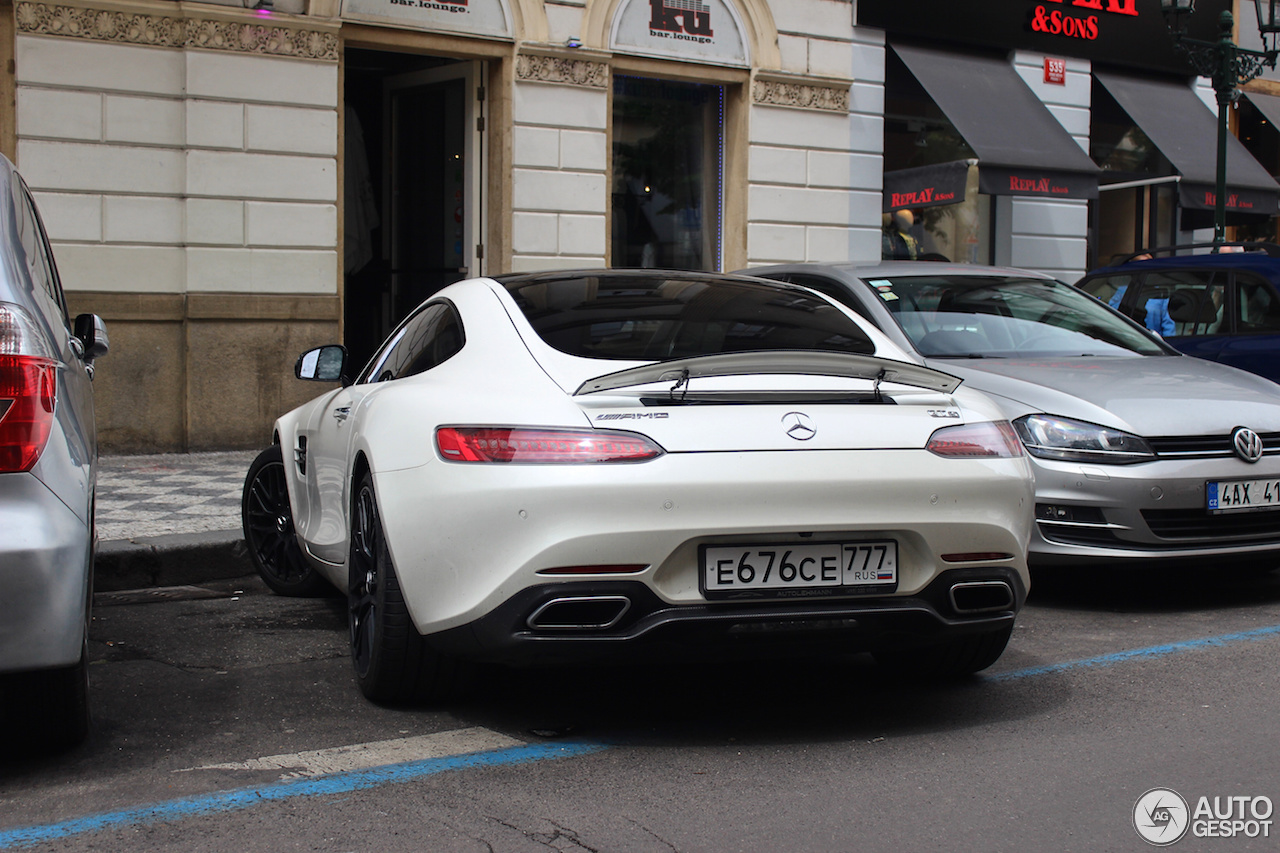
95, 450, 260, 542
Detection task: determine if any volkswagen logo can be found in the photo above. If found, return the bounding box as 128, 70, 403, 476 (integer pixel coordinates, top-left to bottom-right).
1233, 426, 1265, 463
782, 411, 816, 441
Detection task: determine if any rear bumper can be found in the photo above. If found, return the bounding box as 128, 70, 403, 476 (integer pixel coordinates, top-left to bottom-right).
0, 474, 92, 673
427, 567, 1027, 665
373, 449, 1034, 636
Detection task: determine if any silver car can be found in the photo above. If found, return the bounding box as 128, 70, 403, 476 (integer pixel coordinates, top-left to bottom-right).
745, 261, 1280, 570
0, 153, 108, 752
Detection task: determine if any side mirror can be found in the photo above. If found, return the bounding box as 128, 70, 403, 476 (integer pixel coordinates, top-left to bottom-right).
295, 345, 348, 385
73, 313, 109, 362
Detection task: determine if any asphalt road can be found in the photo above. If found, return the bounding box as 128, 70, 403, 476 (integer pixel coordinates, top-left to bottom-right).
3, 567, 1280, 852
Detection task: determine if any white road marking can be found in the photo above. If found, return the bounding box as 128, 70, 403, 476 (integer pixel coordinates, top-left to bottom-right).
177, 726, 524, 779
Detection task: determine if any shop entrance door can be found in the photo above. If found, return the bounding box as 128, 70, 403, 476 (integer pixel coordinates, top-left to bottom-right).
342, 53, 485, 369
384, 64, 485, 330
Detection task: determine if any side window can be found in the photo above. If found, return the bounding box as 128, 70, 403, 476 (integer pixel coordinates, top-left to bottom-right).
364, 302, 464, 383
13, 181, 67, 325
1141, 270, 1224, 337
1234, 275, 1280, 333
1130, 270, 1222, 338
11, 181, 71, 342
1077, 273, 1132, 307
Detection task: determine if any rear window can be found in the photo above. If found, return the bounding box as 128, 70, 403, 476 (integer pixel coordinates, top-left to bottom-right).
499, 272, 876, 360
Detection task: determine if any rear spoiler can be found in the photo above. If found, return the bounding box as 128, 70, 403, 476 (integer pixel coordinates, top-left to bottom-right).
574, 351, 962, 396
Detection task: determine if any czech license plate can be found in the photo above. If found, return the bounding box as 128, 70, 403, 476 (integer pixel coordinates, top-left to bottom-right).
1207, 478, 1280, 513
701, 541, 898, 599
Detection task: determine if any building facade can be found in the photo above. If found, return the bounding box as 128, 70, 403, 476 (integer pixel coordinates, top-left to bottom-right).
1, 0, 1275, 451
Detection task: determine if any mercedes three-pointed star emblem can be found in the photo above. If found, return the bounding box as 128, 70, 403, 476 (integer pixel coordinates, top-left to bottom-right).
782, 411, 816, 441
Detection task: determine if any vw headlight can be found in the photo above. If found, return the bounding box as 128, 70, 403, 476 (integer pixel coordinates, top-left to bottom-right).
1013, 414, 1155, 464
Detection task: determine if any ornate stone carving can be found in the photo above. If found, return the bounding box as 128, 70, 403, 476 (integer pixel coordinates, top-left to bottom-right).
516, 54, 609, 89
752, 79, 849, 113
15, 2, 339, 61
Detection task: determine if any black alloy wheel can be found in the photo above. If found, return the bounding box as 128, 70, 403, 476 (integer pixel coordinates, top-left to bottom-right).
347, 470, 465, 704
242, 444, 327, 597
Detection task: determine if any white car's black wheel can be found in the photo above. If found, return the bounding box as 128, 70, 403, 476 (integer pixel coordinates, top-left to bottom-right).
348, 471, 464, 704
874, 624, 1013, 678
242, 445, 327, 597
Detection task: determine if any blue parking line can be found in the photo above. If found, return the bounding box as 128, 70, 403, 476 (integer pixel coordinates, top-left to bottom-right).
8, 623, 1280, 849
988, 623, 1280, 682
0, 740, 609, 850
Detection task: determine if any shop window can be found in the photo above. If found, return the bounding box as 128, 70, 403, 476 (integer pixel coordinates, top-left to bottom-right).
882, 49, 991, 265
1237, 276, 1280, 332
1230, 98, 1280, 244
611, 76, 724, 270
1089, 78, 1178, 263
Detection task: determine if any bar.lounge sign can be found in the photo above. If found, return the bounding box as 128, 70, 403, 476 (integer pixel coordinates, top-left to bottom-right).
612, 0, 749, 66
341, 0, 511, 37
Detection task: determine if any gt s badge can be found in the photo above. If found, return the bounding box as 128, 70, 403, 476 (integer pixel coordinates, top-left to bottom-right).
928, 409, 961, 419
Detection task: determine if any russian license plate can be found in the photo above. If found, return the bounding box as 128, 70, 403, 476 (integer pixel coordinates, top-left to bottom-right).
1207, 478, 1280, 513
701, 541, 898, 599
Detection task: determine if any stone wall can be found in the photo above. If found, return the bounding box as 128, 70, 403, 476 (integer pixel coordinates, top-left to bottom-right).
13, 5, 341, 450
510, 54, 609, 272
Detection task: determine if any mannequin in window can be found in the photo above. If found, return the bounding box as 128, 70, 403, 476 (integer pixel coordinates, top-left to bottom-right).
882, 209, 920, 260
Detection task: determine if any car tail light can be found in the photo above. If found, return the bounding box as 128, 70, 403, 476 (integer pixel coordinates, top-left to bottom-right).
436, 427, 664, 463
927, 421, 1024, 458
0, 304, 58, 473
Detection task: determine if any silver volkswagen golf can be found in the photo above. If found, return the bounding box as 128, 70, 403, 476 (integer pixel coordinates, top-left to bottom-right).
0, 153, 108, 752
745, 261, 1280, 572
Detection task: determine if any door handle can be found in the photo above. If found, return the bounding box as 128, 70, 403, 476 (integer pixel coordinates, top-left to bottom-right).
332, 406, 351, 422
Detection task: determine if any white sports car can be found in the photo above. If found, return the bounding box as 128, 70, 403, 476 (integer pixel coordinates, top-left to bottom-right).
242, 270, 1034, 703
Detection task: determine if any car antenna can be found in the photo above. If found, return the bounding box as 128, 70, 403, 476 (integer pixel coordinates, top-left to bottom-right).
669, 367, 691, 402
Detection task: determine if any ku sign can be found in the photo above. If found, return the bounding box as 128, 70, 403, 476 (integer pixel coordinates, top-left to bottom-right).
612, 0, 748, 65
649, 0, 713, 39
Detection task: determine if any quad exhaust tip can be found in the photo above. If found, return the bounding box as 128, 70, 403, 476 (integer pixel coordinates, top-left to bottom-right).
949, 581, 1014, 614
527, 595, 632, 631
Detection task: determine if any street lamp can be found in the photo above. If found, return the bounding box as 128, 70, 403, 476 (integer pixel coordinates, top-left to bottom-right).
1160, 0, 1280, 245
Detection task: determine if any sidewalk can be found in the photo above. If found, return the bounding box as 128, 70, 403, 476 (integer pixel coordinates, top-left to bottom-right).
94, 450, 261, 591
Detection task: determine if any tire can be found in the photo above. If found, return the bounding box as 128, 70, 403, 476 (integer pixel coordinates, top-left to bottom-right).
347, 470, 465, 704
242, 445, 328, 597
2, 640, 91, 756
873, 625, 1013, 678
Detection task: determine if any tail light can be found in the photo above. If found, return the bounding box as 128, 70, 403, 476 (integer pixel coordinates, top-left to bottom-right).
927, 421, 1023, 459
436, 427, 664, 463
0, 304, 58, 473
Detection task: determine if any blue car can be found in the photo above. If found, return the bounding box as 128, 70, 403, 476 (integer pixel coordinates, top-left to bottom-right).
1077, 244, 1280, 384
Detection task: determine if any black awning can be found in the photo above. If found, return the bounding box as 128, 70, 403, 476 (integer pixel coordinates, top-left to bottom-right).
891, 43, 1098, 200
882, 161, 969, 212
1096, 71, 1280, 215
1245, 90, 1280, 130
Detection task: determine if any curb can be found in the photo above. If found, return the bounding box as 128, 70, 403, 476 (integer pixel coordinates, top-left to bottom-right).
95, 530, 253, 592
